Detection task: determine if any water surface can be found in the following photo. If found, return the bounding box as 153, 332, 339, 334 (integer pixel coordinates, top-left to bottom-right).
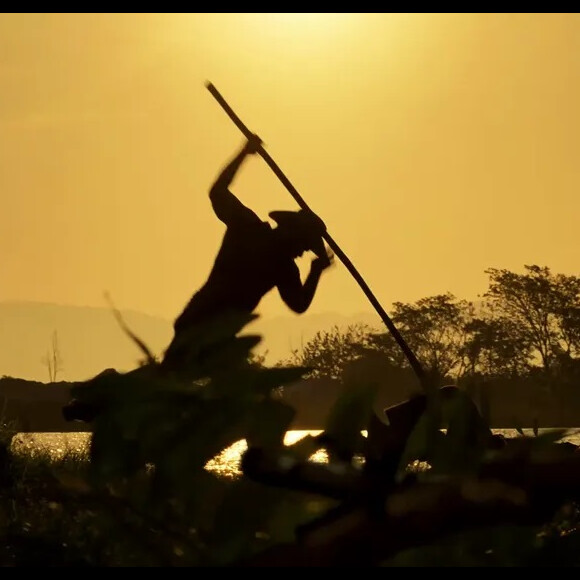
11, 428, 580, 480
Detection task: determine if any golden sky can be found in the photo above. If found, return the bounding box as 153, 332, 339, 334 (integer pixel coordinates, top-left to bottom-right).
1, 13, 579, 322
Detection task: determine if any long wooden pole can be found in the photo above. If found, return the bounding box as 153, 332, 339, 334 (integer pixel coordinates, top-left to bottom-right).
205, 81, 427, 389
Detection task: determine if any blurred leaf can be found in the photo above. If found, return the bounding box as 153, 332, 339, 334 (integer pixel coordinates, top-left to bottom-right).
430, 390, 490, 475
240, 365, 312, 397
168, 311, 259, 361
151, 407, 248, 479
246, 398, 296, 450
529, 428, 568, 447
286, 434, 325, 462
265, 494, 330, 543
486, 428, 570, 468
210, 480, 293, 565
89, 413, 141, 485
323, 379, 378, 462
395, 396, 442, 481
190, 335, 263, 376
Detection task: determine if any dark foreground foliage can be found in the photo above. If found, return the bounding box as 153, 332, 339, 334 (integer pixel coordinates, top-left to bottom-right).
3, 312, 580, 566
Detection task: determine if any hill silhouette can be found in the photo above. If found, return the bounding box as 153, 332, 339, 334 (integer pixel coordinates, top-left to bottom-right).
0, 301, 382, 382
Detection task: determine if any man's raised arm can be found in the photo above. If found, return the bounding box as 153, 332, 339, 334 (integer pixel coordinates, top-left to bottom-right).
209, 134, 263, 226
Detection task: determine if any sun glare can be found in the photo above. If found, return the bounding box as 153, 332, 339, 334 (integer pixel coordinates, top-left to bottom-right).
242, 12, 354, 43
158, 12, 361, 63
260, 13, 346, 28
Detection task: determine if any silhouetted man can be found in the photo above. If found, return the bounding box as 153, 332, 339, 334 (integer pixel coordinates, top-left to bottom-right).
162, 134, 334, 371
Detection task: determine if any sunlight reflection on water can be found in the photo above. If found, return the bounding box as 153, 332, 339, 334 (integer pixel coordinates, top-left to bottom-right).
10, 430, 327, 480
204, 430, 326, 479
11, 428, 580, 480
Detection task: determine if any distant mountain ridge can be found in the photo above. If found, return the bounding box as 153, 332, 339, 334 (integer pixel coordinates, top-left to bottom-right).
0, 301, 382, 382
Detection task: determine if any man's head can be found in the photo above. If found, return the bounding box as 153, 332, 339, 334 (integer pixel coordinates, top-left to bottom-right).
269, 209, 327, 259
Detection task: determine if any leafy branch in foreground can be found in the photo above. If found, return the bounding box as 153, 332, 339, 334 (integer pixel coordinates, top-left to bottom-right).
60, 310, 580, 567
64, 311, 326, 566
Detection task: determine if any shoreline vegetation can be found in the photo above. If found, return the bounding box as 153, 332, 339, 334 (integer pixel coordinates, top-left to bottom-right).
2, 265, 580, 565
5, 265, 580, 431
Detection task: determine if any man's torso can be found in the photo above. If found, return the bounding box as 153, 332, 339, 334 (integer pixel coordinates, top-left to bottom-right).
174, 219, 293, 332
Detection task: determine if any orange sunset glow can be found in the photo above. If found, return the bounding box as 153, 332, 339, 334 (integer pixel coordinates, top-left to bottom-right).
1, 13, 579, 376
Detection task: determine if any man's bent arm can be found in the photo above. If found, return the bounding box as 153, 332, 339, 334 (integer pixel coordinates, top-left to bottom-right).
277, 263, 324, 314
